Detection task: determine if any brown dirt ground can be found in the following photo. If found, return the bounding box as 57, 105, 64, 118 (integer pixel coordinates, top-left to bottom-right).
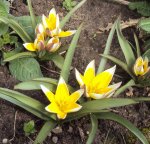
0, 0, 150, 144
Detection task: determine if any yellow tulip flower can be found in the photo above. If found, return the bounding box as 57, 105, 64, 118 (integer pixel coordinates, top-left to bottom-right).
134, 56, 150, 76
75, 60, 121, 99
40, 77, 84, 119
23, 33, 45, 51
46, 37, 61, 52
42, 8, 76, 38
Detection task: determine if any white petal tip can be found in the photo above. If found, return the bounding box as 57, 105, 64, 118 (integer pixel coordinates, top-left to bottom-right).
59, 77, 66, 85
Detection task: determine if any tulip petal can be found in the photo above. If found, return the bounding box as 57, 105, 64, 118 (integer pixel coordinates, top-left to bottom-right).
65, 103, 82, 113
84, 60, 95, 85
45, 103, 67, 119
40, 85, 55, 102
93, 65, 116, 88
42, 14, 48, 29
48, 8, 57, 30
106, 82, 122, 98
58, 30, 76, 37
75, 69, 84, 86
55, 77, 69, 101
69, 89, 84, 103
23, 43, 36, 51
45, 102, 60, 113
90, 93, 106, 99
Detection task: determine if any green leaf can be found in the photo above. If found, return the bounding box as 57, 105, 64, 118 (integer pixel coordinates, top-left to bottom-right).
61, 24, 82, 82
66, 98, 138, 121
86, 114, 98, 144
116, 19, 135, 68
14, 80, 56, 91
34, 121, 57, 144
4, 52, 36, 62
100, 54, 135, 78
134, 33, 141, 57
97, 20, 117, 73
0, 17, 32, 42
0, 0, 10, 35
129, 2, 150, 16
143, 49, 150, 61
9, 57, 43, 81
24, 120, 36, 136
15, 16, 41, 35
96, 112, 149, 144
27, 0, 36, 31
49, 54, 64, 69
14, 77, 74, 92
114, 79, 135, 97
138, 18, 150, 32
60, 0, 86, 28
0, 87, 54, 120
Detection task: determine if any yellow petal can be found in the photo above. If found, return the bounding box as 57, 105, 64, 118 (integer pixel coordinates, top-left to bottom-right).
40, 85, 54, 102
84, 60, 95, 85
23, 43, 36, 51
45, 102, 60, 114
69, 89, 84, 103
93, 66, 116, 89
143, 57, 149, 72
90, 93, 105, 99
64, 103, 82, 113
48, 8, 57, 30
57, 112, 67, 119
55, 77, 69, 101
136, 57, 143, 67
58, 30, 76, 37
75, 69, 84, 86
42, 14, 48, 29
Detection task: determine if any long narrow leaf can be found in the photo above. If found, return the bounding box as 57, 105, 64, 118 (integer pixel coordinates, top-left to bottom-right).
97, 20, 117, 73
0, 92, 50, 120
34, 121, 57, 144
27, 0, 36, 30
134, 33, 141, 57
0, 17, 32, 42
65, 98, 138, 121
100, 54, 135, 78
14, 80, 56, 91
114, 79, 135, 97
116, 19, 135, 68
4, 52, 36, 62
86, 114, 98, 144
60, 0, 87, 28
0, 87, 56, 120
61, 24, 82, 82
96, 112, 149, 144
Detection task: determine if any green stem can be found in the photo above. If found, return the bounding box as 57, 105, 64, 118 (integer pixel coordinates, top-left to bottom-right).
86, 114, 98, 144
34, 120, 57, 144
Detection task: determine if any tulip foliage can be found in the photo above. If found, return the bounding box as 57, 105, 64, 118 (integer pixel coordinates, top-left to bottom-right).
0, 0, 85, 81
0, 1, 150, 144
101, 19, 150, 96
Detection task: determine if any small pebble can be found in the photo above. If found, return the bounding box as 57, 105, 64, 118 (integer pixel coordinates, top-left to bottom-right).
48, 132, 52, 137
52, 136, 58, 143
52, 126, 62, 134
68, 126, 73, 133
2, 138, 8, 144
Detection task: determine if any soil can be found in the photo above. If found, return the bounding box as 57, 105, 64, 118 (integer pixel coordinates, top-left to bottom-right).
0, 0, 150, 144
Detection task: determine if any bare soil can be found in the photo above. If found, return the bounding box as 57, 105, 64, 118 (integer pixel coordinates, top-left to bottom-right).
0, 0, 150, 144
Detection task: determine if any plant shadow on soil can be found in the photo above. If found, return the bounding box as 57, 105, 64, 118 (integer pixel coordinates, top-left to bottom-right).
0, 0, 150, 143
